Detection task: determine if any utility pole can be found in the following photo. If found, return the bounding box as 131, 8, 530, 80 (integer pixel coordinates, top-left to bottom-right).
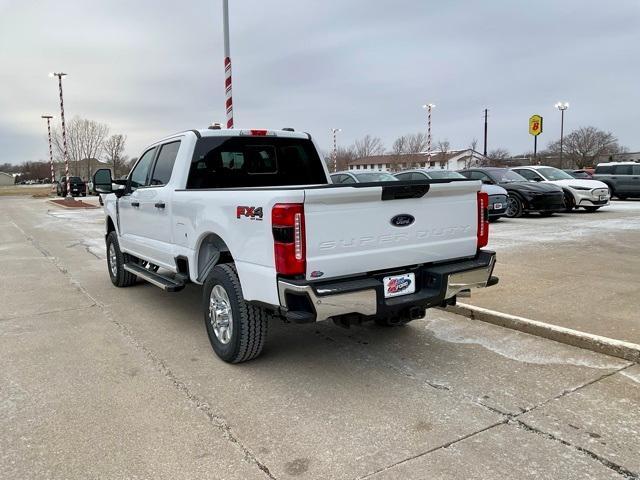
41, 115, 55, 187
483, 108, 488, 156
331, 128, 341, 173
422, 104, 435, 160
50, 72, 72, 199
222, 0, 234, 128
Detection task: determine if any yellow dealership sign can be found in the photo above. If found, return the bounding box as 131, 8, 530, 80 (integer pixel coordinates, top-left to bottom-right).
529, 115, 543, 136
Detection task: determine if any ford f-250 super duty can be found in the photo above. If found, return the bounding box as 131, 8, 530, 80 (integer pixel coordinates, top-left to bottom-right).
93, 127, 498, 363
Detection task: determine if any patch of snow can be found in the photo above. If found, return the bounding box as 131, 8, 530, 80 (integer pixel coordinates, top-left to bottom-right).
620, 368, 640, 384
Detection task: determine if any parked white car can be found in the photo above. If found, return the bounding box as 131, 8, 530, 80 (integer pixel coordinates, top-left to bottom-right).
511, 166, 610, 212
93, 127, 498, 363
330, 170, 398, 184
394, 169, 509, 221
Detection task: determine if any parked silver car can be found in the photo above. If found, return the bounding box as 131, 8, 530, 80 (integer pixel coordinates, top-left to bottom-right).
330, 170, 399, 184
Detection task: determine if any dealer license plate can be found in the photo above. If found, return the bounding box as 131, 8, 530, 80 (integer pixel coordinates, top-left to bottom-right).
383, 273, 416, 298
493, 203, 503, 210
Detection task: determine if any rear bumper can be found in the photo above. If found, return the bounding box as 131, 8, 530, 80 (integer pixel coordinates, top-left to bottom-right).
277, 250, 498, 322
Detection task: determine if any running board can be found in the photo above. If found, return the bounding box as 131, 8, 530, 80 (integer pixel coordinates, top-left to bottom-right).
123, 263, 187, 292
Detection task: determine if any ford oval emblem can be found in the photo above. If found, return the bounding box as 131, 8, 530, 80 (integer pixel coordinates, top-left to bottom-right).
390, 214, 415, 227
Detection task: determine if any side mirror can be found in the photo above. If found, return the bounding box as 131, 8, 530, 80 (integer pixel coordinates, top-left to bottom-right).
481, 179, 494, 185
93, 168, 127, 197
532, 177, 542, 182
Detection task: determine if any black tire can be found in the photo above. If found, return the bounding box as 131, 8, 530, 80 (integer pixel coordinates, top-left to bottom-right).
539, 211, 555, 217
563, 191, 576, 212
203, 264, 268, 363
584, 206, 600, 212
106, 231, 137, 287
505, 195, 523, 218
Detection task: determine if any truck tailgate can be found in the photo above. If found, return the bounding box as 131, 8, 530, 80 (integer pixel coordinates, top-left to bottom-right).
303, 181, 480, 281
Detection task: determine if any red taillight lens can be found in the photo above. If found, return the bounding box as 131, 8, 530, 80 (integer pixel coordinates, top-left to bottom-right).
272, 203, 306, 275
477, 191, 490, 248
250, 129, 268, 136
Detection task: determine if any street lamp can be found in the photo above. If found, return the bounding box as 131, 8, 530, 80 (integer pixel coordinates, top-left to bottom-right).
331, 128, 341, 173
422, 103, 436, 161
41, 115, 55, 186
50, 72, 72, 199
555, 102, 569, 167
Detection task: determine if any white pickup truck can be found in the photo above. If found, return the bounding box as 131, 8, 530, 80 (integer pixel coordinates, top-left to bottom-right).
93, 127, 498, 363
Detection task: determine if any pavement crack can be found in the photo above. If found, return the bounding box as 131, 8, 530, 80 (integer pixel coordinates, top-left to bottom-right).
358, 420, 507, 479
514, 420, 638, 479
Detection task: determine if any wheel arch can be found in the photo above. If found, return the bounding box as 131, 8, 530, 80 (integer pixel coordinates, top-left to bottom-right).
195, 232, 234, 283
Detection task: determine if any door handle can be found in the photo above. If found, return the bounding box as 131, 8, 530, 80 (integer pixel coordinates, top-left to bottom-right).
131, 201, 140, 207
154, 202, 166, 209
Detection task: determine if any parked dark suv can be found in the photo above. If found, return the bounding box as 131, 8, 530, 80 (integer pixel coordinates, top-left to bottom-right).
56, 176, 87, 197
592, 162, 640, 199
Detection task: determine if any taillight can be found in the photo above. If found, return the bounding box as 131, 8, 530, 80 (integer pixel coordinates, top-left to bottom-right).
477, 191, 490, 249
272, 203, 306, 275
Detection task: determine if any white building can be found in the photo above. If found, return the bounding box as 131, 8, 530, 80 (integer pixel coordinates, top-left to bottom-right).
347, 149, 487, 172
0, 172, 15, 186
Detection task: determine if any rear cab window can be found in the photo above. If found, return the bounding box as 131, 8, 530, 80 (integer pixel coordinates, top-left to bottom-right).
186, 136, 328, 189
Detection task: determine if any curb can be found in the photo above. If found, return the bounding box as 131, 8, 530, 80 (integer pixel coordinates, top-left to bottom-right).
447, 303, 640, 364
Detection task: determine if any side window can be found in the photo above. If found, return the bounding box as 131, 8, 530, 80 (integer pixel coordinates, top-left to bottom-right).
150, 141, 180, 186
613, 165, 632, 175
633, 165, 640, 175
130, 148, 156, 190
395, 172, 412, 181
515, 169, 537, 181
330, 174, 344, 183
412, 172, 428, 180
339, 175, 356, 184
595, 165, 612, 174
466, 171, 488, 181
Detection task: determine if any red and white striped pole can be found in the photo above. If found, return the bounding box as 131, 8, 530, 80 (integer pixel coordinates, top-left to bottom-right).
51, 72, 72, 199
422, 103, 435, 162
222, 0, 233, 129
331, 128, 341, 173
41, 115, 55, 187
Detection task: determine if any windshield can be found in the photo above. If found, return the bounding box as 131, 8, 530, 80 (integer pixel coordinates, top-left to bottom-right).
537, 167, 574, 181
489, 169, 527, 183
354, 172, 398, 182
426, 170, 465, 179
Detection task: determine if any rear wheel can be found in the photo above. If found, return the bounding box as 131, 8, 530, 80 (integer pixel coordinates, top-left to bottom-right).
505, 195, 523, 218
203, 264, 268, 363
106, 231, 137, 287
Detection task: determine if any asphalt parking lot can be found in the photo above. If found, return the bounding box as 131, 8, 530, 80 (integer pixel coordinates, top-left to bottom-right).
1, 196, 639, 480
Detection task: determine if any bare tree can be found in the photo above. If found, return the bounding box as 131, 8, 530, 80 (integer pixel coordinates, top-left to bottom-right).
487, 148, 510, 166
435, 140, 451, 168
463, 139, 479, 169
325, 145, 357, 172
391, 136, 407, 156
405, 132, 428, 154
354, 135, 385, 158
547, 126, 623, 168
52, 116, 109, 178
103, 134, 128, 178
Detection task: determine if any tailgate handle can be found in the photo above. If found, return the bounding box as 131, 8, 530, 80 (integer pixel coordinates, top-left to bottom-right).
381, 184, 430, 200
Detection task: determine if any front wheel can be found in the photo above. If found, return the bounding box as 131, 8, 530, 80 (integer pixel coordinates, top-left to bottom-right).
564, 191, 576, 212
505, 195, 523, 218
203, 264, 268, 363
106, 231, 137, 287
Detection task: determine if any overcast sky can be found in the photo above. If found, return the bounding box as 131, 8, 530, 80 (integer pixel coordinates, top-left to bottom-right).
1, 0, 639, 164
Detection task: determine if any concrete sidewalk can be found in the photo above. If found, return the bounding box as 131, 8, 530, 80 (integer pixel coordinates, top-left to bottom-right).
470, 201, 640, 345
1, 197, 639, 479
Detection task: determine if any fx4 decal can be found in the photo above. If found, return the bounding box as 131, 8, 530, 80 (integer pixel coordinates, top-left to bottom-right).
236, 206, 264, 221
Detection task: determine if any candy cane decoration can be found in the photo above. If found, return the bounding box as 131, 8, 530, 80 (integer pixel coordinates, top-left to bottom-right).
51, 73, 71, 197
222, 0, 233, 129
422, 103, 435, 162
331, 128, 341, 172
41, 115, 55, 185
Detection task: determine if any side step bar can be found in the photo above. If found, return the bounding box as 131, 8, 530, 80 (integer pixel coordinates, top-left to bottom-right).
123, 263, 187, 292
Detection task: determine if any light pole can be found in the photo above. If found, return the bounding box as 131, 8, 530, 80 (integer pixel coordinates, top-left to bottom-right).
554, 102, 569, 167
49, 72, 72, 199
41, 115, 55, 186
222, 0, 234, 129
331, 128, 341, 173
422, 104, 436, 162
